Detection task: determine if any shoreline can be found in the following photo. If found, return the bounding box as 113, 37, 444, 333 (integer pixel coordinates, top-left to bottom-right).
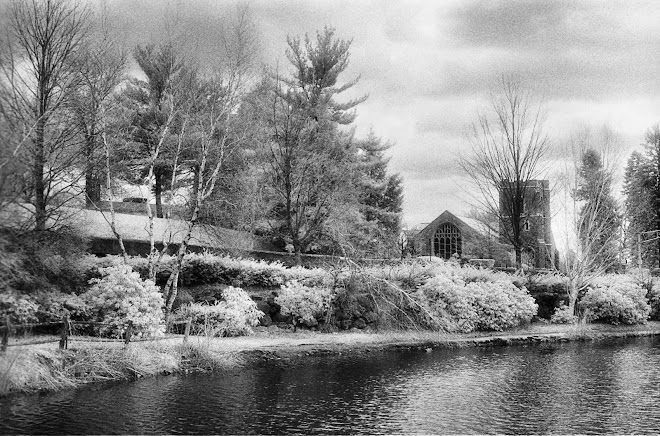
2, 321, 660, 397
234, 322, 660, 362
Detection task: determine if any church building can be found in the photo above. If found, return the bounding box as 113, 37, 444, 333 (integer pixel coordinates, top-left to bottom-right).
414, 179, 556, 269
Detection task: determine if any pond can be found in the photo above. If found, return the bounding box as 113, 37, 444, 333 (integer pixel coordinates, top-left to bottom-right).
2, 336, 660, 434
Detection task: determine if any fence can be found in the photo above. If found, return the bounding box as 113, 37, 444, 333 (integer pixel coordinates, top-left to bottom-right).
1, 314, 192, 353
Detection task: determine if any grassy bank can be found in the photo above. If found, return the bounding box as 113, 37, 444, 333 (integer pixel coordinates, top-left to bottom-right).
0, 341, 243, 396
3, 321, 660, 397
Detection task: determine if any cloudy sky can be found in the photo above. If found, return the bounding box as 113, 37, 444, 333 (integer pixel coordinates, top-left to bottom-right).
110, 0, 660, 230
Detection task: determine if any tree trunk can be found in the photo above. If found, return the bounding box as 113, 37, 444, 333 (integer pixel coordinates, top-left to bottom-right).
163, 193, 200, 315
85, 135, 101, 206
567, 277, 579, 316
85, 172, 101, 206
163, 222, 194, 315
103, 132, 128, 263
34, 117, 47, 231
515, 246, 523, 270
154, 172, 163, 218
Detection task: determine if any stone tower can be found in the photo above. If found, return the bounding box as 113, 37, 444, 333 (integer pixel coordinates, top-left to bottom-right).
499, 179, 555, 269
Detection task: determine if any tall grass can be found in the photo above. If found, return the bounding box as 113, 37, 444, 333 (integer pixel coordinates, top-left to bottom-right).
0, 341, 242, 397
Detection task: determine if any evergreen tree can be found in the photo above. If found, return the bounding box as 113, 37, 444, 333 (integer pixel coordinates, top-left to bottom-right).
354, 131, 403, 256
117, 44, 183, 218
623, 125, 660, 267
262, 27, 367, 262
574, 148, 621, 270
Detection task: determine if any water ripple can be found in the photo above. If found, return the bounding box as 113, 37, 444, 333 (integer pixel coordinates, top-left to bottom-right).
3, 337, 660, 434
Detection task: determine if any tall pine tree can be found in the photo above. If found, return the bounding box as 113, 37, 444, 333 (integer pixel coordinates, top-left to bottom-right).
262, 27, 367, 262
355, 131, 403, 257
574, 148, 621, 270
623, 125, 660, 267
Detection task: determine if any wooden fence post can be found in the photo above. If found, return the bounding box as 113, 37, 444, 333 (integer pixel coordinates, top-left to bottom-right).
183, 318, 191, 344
59, 312, 69, 350
124, 321, 133, 345
1, 315, 10, 353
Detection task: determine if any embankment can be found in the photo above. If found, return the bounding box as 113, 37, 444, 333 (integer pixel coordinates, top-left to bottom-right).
2, 322, 660, 397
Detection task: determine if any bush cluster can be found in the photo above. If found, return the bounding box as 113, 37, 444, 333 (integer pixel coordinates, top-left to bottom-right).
275, 281, 334, 328
580, 275, 650, 325
127, 252, 331, 289
83, 264, 165, 338
176, 287, 262, 336
0, 290, 91, 325
527, 272, 568, 294
418, 272, 538, 332
550, 304, 578, 324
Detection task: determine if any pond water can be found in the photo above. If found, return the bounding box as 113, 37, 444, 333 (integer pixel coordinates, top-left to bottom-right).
3, 337, 660, 434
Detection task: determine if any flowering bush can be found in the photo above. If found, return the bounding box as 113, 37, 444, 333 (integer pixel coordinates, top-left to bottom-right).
275, 281, 334, 328
177, 287, 262, 337
470, 280, 538, 331
419, 275, 478, 332
83, 264, 165, 338
581, 275, 650, 325
550, 304, 578, 324
419, 274, 537, 332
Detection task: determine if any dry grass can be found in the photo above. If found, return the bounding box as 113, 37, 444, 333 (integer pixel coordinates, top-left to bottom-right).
0, 340, 225, 396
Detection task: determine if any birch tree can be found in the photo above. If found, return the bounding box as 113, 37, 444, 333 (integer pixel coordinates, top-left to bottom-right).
161, 7, 258, 314
557, 125, 623, 314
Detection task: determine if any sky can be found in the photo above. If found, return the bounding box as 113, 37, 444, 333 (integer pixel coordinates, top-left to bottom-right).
108, 0, 660, 232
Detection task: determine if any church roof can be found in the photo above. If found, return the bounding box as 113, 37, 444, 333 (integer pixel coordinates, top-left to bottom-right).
416, 210, 496, 239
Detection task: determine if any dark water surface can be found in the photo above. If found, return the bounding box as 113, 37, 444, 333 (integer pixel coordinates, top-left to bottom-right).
3, 337, 660, 434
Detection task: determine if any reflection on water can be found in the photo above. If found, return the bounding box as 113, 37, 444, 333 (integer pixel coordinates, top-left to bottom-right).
2, 337, 660, 434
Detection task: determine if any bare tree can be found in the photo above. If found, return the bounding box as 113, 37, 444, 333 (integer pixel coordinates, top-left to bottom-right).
1, 0, 90, 231
460, 75, 549, 269
68, 7, 127, 206
555, 125, 624, 314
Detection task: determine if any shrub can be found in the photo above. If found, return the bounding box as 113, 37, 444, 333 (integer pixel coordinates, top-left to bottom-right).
127, 253, 327, 288
0, 292, 39, 324
0, 228, 93, 294
177, 287, 261, 337
83, 264, 165, 338
275, 281, 334, 328
580, 275, 650, 325
648, 282, 660, 321
0, 290, 91, 326
419, 274, 538, 332
528, 272, 568, 294
31, 291, 91, 323
550, 303, 578, 324
469, 280, 538, 331
419, 275, 478, 332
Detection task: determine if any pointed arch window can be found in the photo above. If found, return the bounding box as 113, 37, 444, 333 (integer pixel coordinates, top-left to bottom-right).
433, 223, 462, 259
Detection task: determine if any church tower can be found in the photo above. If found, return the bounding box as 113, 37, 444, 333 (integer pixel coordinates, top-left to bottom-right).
499, 179, 555, 269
